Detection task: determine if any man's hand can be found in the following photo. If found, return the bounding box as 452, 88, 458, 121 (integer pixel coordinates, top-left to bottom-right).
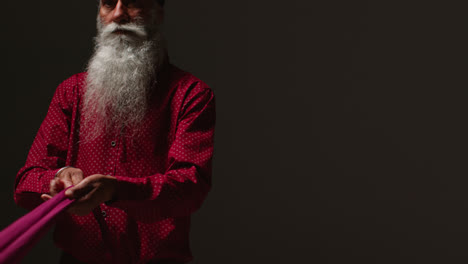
64, 174, 117, 216
41, 167, 84, 201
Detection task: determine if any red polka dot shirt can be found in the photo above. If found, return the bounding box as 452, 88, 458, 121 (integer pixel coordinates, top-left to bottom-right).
14, 64, 215, 264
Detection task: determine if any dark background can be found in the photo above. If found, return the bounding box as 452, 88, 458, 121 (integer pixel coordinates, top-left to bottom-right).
1, 1, 467, 263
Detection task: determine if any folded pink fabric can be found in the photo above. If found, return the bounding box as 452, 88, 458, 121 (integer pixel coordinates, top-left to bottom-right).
0, 190, 74, 264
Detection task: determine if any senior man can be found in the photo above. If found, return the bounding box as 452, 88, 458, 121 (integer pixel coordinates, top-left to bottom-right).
14, 0, 215, 263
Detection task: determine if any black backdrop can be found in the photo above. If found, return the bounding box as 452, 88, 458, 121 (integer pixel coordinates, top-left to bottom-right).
1, 1, 467, 263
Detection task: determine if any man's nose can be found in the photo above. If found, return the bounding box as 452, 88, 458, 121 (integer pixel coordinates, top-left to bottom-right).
111, 0, 129, 24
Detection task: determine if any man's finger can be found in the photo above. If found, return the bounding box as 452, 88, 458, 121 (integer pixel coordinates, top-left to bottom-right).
50, 178, 59, 196
60, 173, 74, 188
41, 194, 52, 201
67, 190, 100, 216
71, 171, 84, 186
65, 178, 93, 199
51, 177, 72, 198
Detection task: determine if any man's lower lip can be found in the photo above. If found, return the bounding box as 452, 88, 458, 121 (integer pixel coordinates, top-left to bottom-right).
113, 30, 128, 34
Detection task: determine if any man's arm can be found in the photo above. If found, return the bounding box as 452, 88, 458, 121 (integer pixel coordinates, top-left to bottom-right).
65, 86, 216, 220
14, 75, 82, 210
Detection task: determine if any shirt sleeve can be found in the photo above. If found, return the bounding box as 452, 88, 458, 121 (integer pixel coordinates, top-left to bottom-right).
108, 87, 216, 221
14, 77, 78, 211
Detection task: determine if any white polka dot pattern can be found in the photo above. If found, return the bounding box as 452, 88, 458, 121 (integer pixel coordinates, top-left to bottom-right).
14, 64, 215, 264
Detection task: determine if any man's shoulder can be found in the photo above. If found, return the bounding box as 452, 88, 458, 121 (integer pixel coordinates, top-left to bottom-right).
51, 72, 87, 104
58, 72, 87, 89
167, 65, 211, 93
55, 72, 87, 95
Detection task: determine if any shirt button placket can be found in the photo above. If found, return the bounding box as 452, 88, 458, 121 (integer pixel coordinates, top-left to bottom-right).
108, 139, 118, 175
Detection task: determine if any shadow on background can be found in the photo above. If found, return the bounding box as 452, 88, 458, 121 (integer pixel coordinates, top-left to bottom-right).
1, 1, 467, 264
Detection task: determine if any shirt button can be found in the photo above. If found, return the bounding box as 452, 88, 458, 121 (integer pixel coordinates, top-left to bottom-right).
101, 210, 107, 218
111, 141, 116, 147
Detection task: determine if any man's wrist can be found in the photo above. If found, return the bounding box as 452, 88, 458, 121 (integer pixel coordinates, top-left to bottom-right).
55, 166, 73, 178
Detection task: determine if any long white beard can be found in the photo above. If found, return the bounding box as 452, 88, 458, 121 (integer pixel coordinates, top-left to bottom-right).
82, 16, 165, 141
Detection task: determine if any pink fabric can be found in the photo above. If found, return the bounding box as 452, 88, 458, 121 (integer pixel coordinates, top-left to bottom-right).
0, 190, 74, 264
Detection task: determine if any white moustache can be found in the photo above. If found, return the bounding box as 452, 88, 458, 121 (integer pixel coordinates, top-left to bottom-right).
101, 22, 148, 40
